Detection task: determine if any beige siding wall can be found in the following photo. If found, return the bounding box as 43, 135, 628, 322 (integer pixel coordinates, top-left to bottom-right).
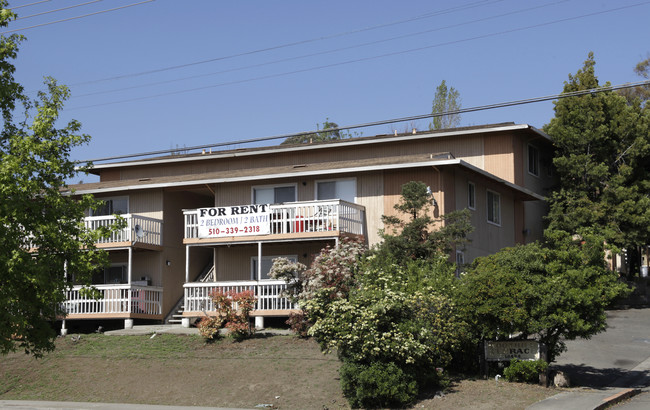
357, 172, 384, 246
116, 133, 487, 182
484, 132, 516, 183
452, 169, 518, 264
214, 242, 329, 281
524, 200, 547, 244
163, 190, 213, 315
129, 190, 163, 219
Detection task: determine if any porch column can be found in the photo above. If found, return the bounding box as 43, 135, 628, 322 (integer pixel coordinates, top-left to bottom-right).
257, 242, 262, 281
256, 241, 264, 329
127, 247, 132, 285
185, 245, 190, 282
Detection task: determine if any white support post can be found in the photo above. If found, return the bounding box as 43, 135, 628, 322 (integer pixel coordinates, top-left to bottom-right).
185, 245, 190, 283
255, 316, 264, 330
127, 247, 132, 285
181, 317, 190, 328
257, 242, 262, 281
124, 319, 134, 329
61, 319, 67, 336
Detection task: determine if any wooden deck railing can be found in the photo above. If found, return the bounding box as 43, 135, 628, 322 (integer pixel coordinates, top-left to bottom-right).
84, 214, 163, 246
183, 199, 365, 240
62, 284, 163, 315
183, 280, 297, 312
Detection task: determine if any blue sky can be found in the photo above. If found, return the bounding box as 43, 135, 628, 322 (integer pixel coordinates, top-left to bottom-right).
7, 0, 650, 174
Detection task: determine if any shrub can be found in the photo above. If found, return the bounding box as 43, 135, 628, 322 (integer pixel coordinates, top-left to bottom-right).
198, 290, 257, 342
340, 361, 418, 409
504, 359, 548, 383
196, 316, 223, 341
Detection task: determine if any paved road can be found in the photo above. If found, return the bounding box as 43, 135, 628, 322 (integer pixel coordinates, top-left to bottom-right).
553, 307, 650, 389
528, 307, 650, 409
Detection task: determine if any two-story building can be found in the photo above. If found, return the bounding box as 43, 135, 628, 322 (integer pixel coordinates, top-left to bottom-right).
62, 122, 554, 330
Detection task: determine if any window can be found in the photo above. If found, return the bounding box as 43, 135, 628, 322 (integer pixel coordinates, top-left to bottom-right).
253, 185, 296, 204
467, 182, 475, 210
92, 264, 127, 284
487, 190, 500, 225
251, 255, 297, 280
316, 178, 356, 202
90, 196, 128, 216
528, 145, 540, 176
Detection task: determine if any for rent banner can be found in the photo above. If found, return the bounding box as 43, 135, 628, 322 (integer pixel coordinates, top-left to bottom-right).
197, 204, 271, 238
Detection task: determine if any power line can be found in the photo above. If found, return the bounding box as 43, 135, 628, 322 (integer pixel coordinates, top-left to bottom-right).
14, 0, 103, 21
0, 0, 155, 34
71, 0, 569, 99
67, 1, 650, 111
66, 0, 507, 87
10, 0, 51, 10
81, 80, 650, 164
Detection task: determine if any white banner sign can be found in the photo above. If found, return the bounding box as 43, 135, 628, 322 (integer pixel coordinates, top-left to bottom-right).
198, 204, 271, 238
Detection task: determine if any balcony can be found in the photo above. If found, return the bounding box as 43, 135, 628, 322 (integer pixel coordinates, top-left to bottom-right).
85, 214, 163, 249
183, 280, 297, 316
183, 199, 365, 244
62, 284, 163, 319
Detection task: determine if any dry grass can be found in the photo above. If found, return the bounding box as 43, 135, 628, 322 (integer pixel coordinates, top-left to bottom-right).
0, 333, 560, 409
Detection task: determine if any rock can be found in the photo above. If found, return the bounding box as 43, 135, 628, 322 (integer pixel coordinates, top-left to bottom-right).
553, 371, 571, 387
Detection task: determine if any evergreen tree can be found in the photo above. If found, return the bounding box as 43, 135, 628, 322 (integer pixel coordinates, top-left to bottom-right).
544, 52, 650, 265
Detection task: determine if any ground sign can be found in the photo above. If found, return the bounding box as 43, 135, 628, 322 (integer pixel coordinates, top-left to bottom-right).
484, 340, 541, 361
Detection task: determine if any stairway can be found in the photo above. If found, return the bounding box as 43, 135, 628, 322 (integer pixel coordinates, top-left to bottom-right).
166, 304, 185, 325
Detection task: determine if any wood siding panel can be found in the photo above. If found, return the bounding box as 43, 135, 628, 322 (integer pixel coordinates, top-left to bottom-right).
357, 172, 384, 246
484, 133, 516, 183
130, 190, 163, 220
117, 134, 486, 181
100, 169, 120, 182
214, 242, 328, 281
383, 168, 440, 228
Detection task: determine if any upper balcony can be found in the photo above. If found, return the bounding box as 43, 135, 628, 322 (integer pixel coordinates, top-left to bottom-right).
85, 214, 163, 250
183, 199, 365, 244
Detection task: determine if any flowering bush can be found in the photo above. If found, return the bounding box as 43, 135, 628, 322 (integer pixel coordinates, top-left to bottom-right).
196, 316, 224, 341
197, 289, 257, 342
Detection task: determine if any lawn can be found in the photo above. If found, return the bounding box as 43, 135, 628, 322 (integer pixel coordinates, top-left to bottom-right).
0, 333, 559, 409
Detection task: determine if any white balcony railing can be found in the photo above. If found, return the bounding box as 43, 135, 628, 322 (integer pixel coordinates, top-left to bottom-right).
183, 199, 365, 240
85, 214, 163, 246
62, 284, 163, 316
183, 280, 297, 312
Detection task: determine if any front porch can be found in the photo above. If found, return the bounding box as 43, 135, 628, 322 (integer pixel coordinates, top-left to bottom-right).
62, 284, 163, 319
182, 280, 298, 328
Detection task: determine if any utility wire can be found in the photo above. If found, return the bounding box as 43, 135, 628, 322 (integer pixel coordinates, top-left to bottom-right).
67, 1, 650, 111
71, 0, 568, 99
1, 0, 155, 33
14, 0, 103, 21
81, 80, 650, 164
66, 0, 507, 87
10, 0, 51, 10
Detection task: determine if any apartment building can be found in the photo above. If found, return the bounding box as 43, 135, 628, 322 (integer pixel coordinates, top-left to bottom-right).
62, 122, 554, 329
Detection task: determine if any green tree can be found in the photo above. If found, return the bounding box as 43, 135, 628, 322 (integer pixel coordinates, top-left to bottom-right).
544, 52, 650, 268
459, 233, 629, 362
282, 118, 358, 145
379, 181, 473, 263
619, 54, 650, 106
429, 80, 462, 130
0, 4, 106, 356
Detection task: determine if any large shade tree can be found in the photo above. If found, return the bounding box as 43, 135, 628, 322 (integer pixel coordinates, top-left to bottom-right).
543, 52, 650, 272
0, 3, 106, 356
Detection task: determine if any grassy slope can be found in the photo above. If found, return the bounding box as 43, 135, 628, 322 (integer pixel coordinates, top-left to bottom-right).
0, 333, 558, 409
